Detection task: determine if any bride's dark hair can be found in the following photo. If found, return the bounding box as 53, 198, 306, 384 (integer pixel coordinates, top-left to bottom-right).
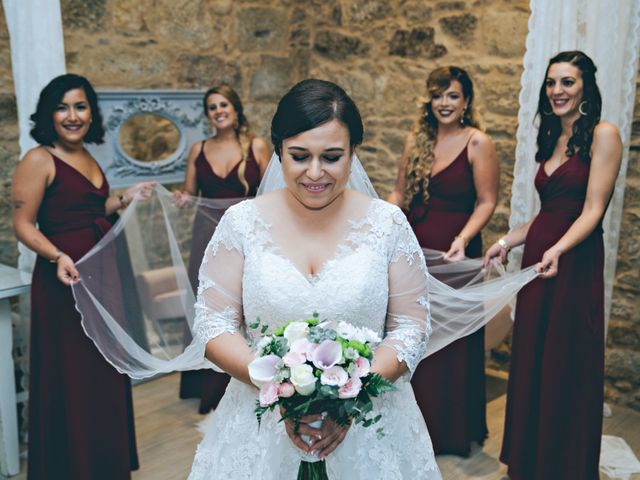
271, 79, 364, 157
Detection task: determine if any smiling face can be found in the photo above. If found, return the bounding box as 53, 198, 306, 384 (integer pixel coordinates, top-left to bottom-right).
545, 62, 584, 119
430, 80, 468, 127
205, 93, 238, 131
281, 119, 352, 210
52, 87, 92, 147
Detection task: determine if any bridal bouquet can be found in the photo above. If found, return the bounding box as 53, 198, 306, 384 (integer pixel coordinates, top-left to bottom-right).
247, 313, 396, 480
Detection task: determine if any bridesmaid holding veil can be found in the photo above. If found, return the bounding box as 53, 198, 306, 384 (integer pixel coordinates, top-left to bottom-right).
485, 51, 622, 480
388, 66, 499, 456
175, 84, 269, 413
11, 74, 154, 479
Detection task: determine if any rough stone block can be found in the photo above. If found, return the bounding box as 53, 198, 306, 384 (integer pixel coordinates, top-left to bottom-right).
436, 1, 466, 9
0, 94, 17, 126
400, 1, 433, 23
314, 31, 370, 60
481, 11, 529, 57
346, 0, 392, 24
236, 8, 287, 52
605, 349, 640, 384
439, 13, 478, 41
61, 0, 107, 32
608, 321, 640, 350
389, 28, 447, 59
177, 54, 241, 90
249, 57, 294, 102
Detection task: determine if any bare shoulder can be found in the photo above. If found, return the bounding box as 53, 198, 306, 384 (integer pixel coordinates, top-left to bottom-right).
593, 121, 621, 144
189, 140, 204, 156
468, 128, 493, 149
251, 136, 269, 151
17, 146, 54, 174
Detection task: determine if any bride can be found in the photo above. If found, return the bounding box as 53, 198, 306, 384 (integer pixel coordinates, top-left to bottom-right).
188, 79, 442, 479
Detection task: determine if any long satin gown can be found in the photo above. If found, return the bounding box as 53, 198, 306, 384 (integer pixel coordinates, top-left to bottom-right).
179, 141, 261, 413
29, 153, 138, 479
407, 144, 488, 456
500, 154, 605, 479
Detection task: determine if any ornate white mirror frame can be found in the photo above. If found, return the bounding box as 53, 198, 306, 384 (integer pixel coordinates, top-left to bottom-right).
87, 90, 209, 188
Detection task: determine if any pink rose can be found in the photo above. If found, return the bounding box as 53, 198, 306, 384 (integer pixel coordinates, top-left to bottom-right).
277, 382, 295, 398
259, 382, 279, 407
354, 357, 371, 377
311, 340, 343, 370
282, 351, 306, 367
321, 366, 349, 387
338, 376, 362, 399
290, 338, 317, 360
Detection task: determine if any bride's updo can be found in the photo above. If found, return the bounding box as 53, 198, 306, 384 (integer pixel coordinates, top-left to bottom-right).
271, 79, 364, 157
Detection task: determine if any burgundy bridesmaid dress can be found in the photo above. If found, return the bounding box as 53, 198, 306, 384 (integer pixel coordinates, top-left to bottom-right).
28, 153, 138, 479
407, 143, 488, 456
179, 141, 261, 413
501, 154, 604, 479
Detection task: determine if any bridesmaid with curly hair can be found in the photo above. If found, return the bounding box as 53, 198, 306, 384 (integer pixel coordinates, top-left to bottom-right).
388, 66, 499, 456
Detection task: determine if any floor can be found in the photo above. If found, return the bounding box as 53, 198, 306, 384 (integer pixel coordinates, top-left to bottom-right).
7, 371, 640, 479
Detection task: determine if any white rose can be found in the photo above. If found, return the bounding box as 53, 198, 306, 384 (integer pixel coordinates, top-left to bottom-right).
283, 322, 310, 345
290, 364, 317, 395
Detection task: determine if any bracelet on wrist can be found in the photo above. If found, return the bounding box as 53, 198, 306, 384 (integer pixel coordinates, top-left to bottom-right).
49, 249, 63, 264
497, 238, 510, 252
454, 234, 469, 247
118, 194, 128, 209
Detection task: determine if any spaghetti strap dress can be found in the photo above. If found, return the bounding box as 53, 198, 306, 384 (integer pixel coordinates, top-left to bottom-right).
179, 140, 261, 413
407, 143, 488, 456
28, 153, 138, 479
500, 154, 604, 480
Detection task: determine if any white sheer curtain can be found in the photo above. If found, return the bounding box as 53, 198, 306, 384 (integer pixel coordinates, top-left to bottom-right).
2, 0, 65, 472
508, 0, 640, 332
3, 0, 66, 274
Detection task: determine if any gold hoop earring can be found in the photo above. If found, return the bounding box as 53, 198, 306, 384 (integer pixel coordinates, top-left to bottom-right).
542, 107, 553, 116
578, 101, 588, 116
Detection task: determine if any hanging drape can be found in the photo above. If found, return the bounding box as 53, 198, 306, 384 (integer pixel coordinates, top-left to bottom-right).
2, 1, 65, 475
508, 0, 640, 332
3, 0, 66, 272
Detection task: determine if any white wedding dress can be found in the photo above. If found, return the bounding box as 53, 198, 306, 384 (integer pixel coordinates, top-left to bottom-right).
188, 196, 441, 479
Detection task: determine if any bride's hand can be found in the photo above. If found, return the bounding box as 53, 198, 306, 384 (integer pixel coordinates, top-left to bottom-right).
313, 416, 350, 459
281, 409, 322, 453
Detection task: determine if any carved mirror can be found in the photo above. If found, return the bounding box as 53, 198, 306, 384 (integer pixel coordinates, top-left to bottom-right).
87, 90, 208, 187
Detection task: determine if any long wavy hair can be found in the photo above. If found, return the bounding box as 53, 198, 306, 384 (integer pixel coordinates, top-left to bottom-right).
403, 66, 480, 209
535, 50, 601, 163
203, 84, 254, 194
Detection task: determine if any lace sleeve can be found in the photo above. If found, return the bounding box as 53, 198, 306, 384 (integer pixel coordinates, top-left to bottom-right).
379, 207, 431, 375
193, 208, 245, 346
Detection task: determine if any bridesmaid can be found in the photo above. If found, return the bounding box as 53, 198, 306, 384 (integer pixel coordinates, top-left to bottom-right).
175, 84, 269, 413
388, 66, 499, 456
11, 74, 154, 479
484, 51, 622, 479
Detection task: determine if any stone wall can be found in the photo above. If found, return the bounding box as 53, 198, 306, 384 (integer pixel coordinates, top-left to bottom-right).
0, 0, 638, 409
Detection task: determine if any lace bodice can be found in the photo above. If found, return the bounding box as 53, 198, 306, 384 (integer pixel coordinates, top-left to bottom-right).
193, 198, 432, 374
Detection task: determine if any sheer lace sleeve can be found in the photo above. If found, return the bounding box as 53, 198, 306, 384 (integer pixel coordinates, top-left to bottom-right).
380, 207, 431, 375
193, 207, 245, 346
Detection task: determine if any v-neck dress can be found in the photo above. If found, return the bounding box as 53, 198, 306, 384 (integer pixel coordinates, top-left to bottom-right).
29, 153, 138, 479
180, 141, 262, 413
188, 198, 441, 479
500, 154, 604, 480
406, 144, 488, 456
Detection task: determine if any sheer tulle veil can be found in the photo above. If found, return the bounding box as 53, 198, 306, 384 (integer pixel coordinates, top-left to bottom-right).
70, 153, 537, 379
